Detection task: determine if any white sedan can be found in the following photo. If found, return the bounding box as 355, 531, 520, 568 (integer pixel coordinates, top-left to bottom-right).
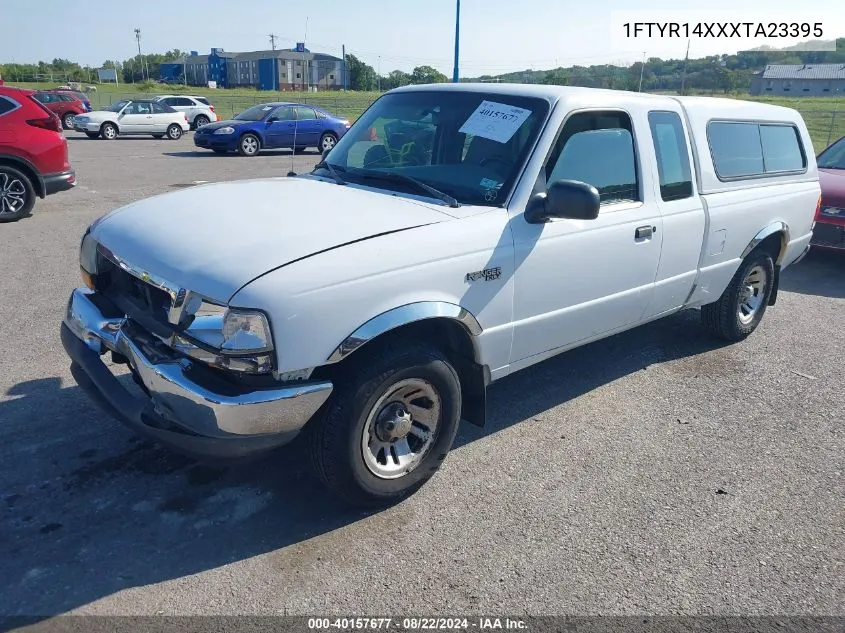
72, 99, 190, 140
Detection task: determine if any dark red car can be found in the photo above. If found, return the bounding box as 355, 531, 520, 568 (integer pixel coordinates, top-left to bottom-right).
0, 86, 76, 222
813, 136, 845, 251
33, 91, 88, 130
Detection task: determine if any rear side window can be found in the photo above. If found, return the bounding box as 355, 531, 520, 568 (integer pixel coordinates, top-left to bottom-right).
154, 102, 175, 113
195, 97, 210, 106
708, 121, 806, 180
648, 111, 693, 201
296, 106, 317, 120
759, 125, 805, 172
0, 97, 17, 116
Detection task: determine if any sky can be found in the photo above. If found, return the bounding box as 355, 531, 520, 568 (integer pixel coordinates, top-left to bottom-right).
1, 0, 842, 76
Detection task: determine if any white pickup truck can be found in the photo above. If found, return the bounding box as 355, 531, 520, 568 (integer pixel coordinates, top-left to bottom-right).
62, 84, 820, 506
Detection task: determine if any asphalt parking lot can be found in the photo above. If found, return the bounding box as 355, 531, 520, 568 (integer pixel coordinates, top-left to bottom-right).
1, 132, 843, 619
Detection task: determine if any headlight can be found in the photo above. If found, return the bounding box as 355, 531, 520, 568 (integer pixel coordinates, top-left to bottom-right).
213, 126, 235, 135
179, 300, 274, 374
75, 116, 89, 124
79, 230, 99, 289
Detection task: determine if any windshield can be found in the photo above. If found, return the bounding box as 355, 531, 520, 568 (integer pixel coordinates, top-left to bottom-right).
234, 104, 276, 121
107, 100, 129, 112
818, 136, 845, 169
318, 90, 550, 206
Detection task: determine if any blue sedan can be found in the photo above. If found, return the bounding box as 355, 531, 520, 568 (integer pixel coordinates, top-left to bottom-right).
194, 102, 350, 156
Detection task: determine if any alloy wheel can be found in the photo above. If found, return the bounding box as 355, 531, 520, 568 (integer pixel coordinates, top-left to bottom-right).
0, 172, 27, 215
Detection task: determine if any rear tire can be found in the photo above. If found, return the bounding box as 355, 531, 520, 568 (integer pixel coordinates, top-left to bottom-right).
319, 132, 338, 153
194, 115, 210, 129
166, 124, 183, 140
701, 249, 775, 342
101, 122, 118, 140
0, 166, 36, 223
62, 112, 76, 130
238, 133, 260, 156
309, 340, 462, 507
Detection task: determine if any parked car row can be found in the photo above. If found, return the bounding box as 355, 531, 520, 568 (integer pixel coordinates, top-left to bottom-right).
72, 99, 190, 140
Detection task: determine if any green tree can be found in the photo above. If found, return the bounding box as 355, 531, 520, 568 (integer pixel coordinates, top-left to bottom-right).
345, 54, 377, 91
382, 69, 411, 90
410, 65, 448, 84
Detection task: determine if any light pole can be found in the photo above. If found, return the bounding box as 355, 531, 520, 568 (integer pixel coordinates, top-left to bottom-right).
637, 51, 646, 92
452, 0, 460, 83
134, 28, 146, 81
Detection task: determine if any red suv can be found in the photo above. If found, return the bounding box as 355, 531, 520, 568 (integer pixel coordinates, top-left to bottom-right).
33, 91, 88, 130
0, 86, 76, 222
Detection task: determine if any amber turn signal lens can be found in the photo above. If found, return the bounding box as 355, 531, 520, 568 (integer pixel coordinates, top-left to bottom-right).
80, 267, 96, 290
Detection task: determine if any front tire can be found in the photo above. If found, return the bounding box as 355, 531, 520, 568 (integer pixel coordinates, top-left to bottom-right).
62, 112, 75, 130
238, 133, 260, 156
0, 166, 36, 222
101, 122, 118, 140
701, 249, 775, 341
166, 124, 183, 140
309, 341, 462, 507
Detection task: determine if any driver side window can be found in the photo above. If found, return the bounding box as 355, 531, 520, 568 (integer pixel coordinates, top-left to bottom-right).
544, 111, 640, 205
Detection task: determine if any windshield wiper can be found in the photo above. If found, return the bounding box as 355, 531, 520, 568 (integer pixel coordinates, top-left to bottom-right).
355, 170, 460, 208
313, 160, 347, 185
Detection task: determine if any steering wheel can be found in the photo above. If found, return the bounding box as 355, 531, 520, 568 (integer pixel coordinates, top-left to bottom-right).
479, 155, 512, 174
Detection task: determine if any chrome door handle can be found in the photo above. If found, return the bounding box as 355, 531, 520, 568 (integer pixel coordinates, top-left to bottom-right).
635, 225, 656, 239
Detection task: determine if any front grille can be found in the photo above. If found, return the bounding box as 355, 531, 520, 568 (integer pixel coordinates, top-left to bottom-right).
811, 222, 845, 249
95, 253, 175, 339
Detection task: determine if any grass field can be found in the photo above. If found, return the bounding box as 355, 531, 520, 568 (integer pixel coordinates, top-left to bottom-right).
10, 81, 845, 152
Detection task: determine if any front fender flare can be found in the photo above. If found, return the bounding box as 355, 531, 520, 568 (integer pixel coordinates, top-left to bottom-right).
325, 301, 483, 364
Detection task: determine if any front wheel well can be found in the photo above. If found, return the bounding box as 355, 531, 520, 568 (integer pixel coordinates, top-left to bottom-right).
312, 317, 488, 427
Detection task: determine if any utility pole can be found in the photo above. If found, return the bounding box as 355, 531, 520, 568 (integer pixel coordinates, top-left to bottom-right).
342, 44, 346, 90
268, 34, 277, 51
134, 28, 146, 81
378, 56, 381, 92
637, 51, 646, 92
452, 0, 461, 83
680, 39, 690, 94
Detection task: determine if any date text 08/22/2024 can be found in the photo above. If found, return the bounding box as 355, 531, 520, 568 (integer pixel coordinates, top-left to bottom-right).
307, 618, 527, 630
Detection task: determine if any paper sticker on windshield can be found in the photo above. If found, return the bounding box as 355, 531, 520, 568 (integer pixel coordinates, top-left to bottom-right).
262, 106, 273, 111
459, 101, 532, 144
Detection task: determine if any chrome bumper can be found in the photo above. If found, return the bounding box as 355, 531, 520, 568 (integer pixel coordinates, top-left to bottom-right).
61, 288, 333, 458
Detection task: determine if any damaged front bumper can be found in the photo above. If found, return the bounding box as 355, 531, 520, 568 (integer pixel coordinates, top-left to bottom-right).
61, 288, 333, 459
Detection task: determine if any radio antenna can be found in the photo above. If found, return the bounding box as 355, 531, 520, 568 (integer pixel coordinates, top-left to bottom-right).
287, 106, 297, 177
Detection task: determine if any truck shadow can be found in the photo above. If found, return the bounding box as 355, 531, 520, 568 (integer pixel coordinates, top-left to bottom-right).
1, 309, 722, 620
778, 249, 845, 299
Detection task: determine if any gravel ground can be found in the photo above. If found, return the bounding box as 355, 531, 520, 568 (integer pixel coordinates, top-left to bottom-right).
1, 133, 843, 620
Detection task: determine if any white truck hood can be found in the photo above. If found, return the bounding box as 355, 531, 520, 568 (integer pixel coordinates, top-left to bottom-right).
90, 177, 451, 302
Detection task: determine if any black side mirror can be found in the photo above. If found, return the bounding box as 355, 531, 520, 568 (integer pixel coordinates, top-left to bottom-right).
525, 179, 600, 224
